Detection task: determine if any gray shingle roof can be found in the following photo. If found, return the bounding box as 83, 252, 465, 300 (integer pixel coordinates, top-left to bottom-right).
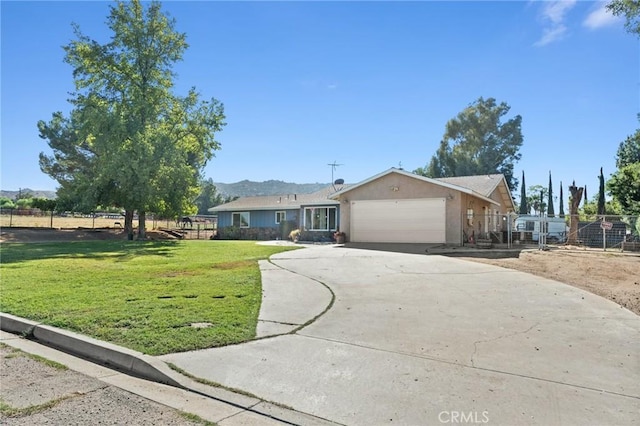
209, 185, 342, 212
436, 174, 503, 197
210, 169, 514, 213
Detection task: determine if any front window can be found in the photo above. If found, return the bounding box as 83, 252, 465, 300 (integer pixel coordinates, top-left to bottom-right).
232, 212, 250, 228
304, 207, 337, 231
275, 211, 286, 224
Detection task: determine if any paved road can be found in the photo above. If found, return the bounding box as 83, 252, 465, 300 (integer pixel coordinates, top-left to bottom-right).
0, 332, 304, 425
162, 245, 640, 425
0, 342, 208, 425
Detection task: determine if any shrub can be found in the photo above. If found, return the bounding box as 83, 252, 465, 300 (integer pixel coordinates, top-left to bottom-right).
298, 230, 333, 243
279, 220, 298, 240
217, 226, 280, 241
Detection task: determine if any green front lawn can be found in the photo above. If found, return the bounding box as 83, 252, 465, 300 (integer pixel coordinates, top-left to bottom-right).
0, 240, 298, 355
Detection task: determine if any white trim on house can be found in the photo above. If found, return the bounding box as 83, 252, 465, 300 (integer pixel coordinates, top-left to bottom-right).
303, 206, 337, 231
232, 212, 250, 228
275, 211, 286, 224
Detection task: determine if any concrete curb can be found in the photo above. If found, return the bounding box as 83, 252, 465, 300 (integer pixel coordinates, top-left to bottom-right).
0, 312, 339, 426
0, 312, 182, 387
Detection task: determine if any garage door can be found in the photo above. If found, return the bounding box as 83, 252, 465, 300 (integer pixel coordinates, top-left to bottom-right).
350, 198, 446, 243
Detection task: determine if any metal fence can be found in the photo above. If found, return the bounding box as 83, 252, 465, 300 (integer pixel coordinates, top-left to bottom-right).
0, 209, 218, 240
465, 213, 639, 251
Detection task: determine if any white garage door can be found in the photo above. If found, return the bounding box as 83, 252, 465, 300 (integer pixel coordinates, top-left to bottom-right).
350, 198, 446, 243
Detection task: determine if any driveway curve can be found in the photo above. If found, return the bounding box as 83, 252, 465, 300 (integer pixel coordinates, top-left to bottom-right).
161, 246, 640, 425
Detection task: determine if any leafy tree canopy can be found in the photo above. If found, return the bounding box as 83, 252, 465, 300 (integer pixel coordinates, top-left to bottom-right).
582, 198, 622, 217
527, 185, 549, 215
38, 0, 225, 238
193, 178, 236, 215
0, 197, 16, 209
608, 130, 640, 215
414, 97, 523, 191
615, 129, 640, 168
607, 0, 640, 35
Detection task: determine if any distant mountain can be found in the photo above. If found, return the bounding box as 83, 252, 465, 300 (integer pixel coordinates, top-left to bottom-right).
1, 189, 57, 199
213, 180, 330, 198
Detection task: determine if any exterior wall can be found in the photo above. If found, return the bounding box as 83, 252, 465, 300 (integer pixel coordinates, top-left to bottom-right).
460, 184, 512, 241
217, 212, 233, 228
217, 209, 299, 228
337, 173, 463, 245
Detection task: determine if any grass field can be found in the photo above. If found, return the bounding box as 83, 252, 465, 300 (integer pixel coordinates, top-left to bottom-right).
0, 240, 298, 355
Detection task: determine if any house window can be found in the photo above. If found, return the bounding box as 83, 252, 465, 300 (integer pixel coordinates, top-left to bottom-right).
304, 207, 337, 231
232, 212, 250, 228
275, 211, 286, 224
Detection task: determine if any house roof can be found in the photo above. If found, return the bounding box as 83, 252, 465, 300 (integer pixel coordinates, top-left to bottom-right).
210, 169, 517, 213
437, 174, 503, 197
209, 185, 342, 212
438, 174, 516, 211
330, 168, 502, 206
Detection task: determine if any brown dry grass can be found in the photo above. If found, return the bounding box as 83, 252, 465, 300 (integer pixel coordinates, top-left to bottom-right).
0, 214, 181, 230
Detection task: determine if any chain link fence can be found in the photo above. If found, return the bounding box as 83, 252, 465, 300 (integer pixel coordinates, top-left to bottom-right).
464, 213, 639, 252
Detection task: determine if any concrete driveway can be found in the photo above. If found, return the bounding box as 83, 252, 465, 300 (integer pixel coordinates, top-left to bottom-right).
161, 246, 640, 425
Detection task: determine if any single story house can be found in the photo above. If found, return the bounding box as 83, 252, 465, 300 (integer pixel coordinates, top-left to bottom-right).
210, 168, 515, 245
209, 186, 342, 239
330, 168, 516, 245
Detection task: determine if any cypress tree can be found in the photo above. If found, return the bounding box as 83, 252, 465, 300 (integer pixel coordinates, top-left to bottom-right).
559, 181, 565, 218
584, 185, 588, 206
519, 171, 528, 214
547, 171, 555, 217
597, 167, 606, 215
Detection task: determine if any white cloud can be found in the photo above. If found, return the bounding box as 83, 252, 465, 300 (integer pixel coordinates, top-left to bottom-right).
535, 24, 568, 47
543, 0, 577, 24
583, 2, 622, 29
534, 0, 577, 46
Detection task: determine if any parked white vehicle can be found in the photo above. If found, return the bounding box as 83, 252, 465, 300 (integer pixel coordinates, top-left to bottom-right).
514, 215, 568, 243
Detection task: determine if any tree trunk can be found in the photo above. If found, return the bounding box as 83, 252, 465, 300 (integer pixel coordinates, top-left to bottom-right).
125, 210, 134, 241
138, 211, 146, 240
567, 185, 583, 244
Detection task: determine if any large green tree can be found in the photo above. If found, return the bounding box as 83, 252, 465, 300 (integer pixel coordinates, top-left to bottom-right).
38, 110, 110, 214
414, 97, 523, 191
39, 0, 225, 239
608, 130, 640, 215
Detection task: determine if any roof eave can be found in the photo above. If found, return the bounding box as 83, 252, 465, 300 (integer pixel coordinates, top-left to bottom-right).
330, 168, 478, 199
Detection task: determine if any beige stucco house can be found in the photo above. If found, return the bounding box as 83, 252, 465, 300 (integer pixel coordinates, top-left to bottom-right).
330, 168, 516, 246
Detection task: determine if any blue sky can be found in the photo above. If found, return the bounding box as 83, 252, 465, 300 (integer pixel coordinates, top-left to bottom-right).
1, 1, 637, 207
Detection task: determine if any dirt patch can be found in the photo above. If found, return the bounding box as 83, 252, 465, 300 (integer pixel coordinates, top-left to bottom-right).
459, 248, 640, 316
0, 227, 176, 243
